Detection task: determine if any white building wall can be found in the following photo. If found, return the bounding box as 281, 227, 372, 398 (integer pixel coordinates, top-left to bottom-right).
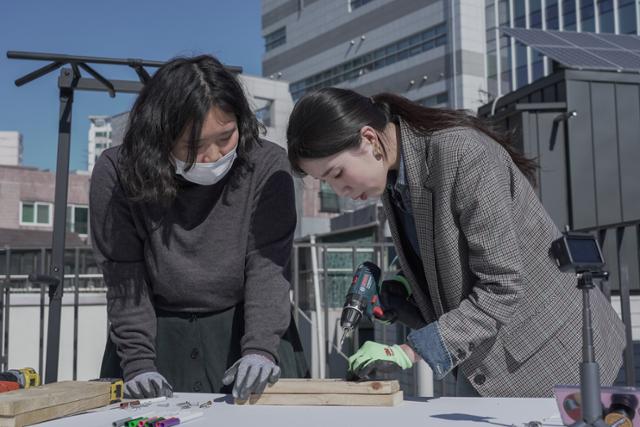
263, 0, 397, 58
453, 0, 488, 111
7, 293, 634, 384
87, 116, 112, 173
8, 293, 107, 380
0, 132, 22, 166
264, 2, 446, 85
239, 74, 293, 148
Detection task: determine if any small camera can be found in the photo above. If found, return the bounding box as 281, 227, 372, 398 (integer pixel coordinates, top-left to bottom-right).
550, 232, 605, 273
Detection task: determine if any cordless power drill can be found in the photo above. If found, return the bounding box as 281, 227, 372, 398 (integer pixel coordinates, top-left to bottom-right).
338, 262, 384, 349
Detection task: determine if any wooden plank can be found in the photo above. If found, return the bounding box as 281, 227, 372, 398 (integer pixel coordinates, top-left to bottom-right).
262, 379, 399, 395
238, 390, 404, 406
0, 381, 111, 416
0, 393, 109, 427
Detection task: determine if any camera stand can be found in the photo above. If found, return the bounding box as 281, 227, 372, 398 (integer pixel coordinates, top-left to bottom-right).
570, 270, 609, 427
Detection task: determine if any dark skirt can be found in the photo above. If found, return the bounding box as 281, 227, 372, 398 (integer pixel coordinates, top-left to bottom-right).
101, 304, 310, 393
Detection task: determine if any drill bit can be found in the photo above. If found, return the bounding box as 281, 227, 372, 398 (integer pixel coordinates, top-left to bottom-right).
339, 327, 351, 350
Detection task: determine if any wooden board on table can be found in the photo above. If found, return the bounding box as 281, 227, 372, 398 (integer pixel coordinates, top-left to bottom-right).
239, 390, 404, 406
0, 394, 109, 427
0, 381, 111, 427
262, 379, 400, 395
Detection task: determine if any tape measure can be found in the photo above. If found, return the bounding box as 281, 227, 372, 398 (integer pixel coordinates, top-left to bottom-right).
6, 368, 40, 388
90, 378, 124, 404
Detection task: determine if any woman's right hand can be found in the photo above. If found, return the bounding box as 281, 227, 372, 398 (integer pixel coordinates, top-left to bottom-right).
377, 276, 427, 330
124, 371, 173, 399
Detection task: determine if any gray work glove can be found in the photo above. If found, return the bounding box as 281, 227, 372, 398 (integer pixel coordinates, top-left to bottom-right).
124, 371, 173, 399
222, 354, 281, 401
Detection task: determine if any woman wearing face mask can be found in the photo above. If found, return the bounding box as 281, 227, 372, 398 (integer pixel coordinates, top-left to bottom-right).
286, 88, 625, 397
90, 55, 308, 400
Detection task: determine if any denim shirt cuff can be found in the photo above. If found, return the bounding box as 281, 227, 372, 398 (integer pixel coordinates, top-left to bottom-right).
406, 321, 454, 380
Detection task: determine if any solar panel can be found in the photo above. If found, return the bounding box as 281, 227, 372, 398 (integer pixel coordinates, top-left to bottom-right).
591, 49, 640, 69
501, 27, 572, 46
595, 33, 640, 51
501, 27, 640, 73
536, 46, 619, 69
554, 31, 615, 49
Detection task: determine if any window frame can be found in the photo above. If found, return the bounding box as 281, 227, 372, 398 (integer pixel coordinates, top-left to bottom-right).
19, 201, 53, 227
67, 204, 89, 235
265, 27, 286, 52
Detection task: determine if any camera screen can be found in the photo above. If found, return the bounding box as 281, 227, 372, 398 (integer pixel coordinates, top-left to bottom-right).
567, 237, 602, 263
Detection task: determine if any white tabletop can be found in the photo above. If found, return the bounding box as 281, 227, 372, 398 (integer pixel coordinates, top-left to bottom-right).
37, 393, 565, 427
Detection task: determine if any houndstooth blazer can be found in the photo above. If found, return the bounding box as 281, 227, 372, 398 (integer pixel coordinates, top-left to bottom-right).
382, 119, 626, 397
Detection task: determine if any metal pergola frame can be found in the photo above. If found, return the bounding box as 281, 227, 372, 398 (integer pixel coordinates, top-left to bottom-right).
6, 50, 241, 383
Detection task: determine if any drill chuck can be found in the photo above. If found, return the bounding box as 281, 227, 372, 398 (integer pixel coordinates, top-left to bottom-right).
340, 303, 363, 331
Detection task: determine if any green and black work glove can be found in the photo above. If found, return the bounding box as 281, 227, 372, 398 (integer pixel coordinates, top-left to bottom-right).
377, 275, 427, 330
347, 341, 413, 380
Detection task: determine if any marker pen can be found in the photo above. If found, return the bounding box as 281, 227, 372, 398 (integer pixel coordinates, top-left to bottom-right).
113, 411, 155, 427
155, 411, 204, 427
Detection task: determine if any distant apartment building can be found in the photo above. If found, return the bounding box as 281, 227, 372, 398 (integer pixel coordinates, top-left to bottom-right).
0, 131, 23, 166
0, 165, 90, 234
486, 0, 640, 97
262, 0, 486, 109
261, 0, 640, 232
87, 116, 113, 173
103, 75, 293, 151
261, 0, 486, 229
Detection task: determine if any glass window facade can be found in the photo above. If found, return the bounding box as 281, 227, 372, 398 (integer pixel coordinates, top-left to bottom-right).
319, 182, 340, 213
486, 0, 498, 96
563, 0, 577, 30
290, 23, 447, 100
618, 0, 637, 34
254, 98, 273, 127
265, 27, 286, 52
598, 0, 615, 33
350, 0, 374, 10
418, 92, 449, 107
581, 0, 595, 32
486, 0, 639, 97
546, 0, 559, 29
499, 0, 512, 93
532, 49, 544, 81
530, 0, 542, 28
515, 0, 527, 27
515, 41, 528, 88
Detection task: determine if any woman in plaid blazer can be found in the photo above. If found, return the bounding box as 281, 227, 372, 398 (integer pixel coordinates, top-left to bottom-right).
286, 87, 625, 397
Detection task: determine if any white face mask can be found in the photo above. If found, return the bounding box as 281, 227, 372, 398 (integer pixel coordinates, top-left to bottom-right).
172, 147, 237, 186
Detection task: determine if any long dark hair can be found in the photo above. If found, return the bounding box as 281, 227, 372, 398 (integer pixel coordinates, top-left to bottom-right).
286, 88, 537, 183
120, 55, 263, 205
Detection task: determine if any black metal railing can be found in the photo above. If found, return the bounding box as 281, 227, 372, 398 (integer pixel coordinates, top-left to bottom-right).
575, 221, 640, 387
1, 237, 637, 393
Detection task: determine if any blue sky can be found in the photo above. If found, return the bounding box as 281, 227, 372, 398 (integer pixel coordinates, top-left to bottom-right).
0, 0, 263, 171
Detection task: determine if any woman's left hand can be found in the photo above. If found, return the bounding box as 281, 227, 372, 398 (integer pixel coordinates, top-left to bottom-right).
347, 341, 414, 380
222, 354, 281, 400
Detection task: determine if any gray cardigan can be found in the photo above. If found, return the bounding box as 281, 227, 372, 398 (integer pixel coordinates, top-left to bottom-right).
90, 140, 295, 380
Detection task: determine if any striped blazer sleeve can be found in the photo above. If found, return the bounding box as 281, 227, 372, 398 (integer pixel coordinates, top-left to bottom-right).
436, 138, 525, 366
